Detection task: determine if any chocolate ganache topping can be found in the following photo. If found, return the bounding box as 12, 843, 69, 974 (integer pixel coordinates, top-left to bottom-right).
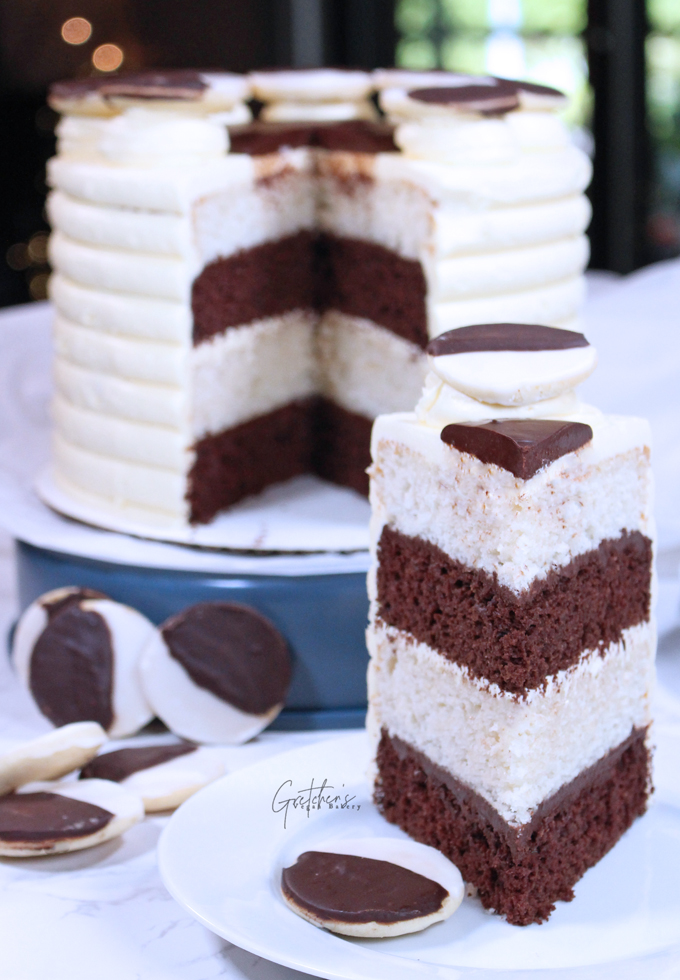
0, 792, 113, 843
409, 80, 520, 114
29, 605, 115, 730
408, 78, 564, 115
282, 851, 449, 924
80, 743, 196, 782
427, 323, 589, 356
161, 601, 291, 715
441, 418, 593, 479
51, 70, 207, 103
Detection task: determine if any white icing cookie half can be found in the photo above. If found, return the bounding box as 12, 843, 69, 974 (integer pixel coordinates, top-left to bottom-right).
1, 779, 143, 857
281, 836, 464, 938
0, 722, 108, 796
139, 601, 291, 745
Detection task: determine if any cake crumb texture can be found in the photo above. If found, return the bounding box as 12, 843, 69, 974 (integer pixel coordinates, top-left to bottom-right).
376, 525, 652, 693
375, 728, 651, 926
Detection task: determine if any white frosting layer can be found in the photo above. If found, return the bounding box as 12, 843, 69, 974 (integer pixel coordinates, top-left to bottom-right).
47, 191, 196, 257
53, 434, 189, 522
429, 346, 597, 407
370, 412, 653, 593
393, 111, 570, 165
429, 278, 584, 337
367, 620, 654, 826
315, 311, 426, 419
48, 154, 255, 213
261, 101, 376, 122
50, 275, 191, 343
95, 109, 229, 167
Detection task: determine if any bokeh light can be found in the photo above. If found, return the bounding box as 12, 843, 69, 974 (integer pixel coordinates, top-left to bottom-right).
92, 44, 124, 72
27, 233, 49, 265
61, 17, 92, 45
28, 273, 50, 302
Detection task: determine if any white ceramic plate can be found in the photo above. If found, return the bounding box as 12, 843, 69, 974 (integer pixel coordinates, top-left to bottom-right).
159, 729, 680, 980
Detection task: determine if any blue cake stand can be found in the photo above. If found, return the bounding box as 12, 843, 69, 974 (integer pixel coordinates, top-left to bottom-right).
14, 539, 369, 731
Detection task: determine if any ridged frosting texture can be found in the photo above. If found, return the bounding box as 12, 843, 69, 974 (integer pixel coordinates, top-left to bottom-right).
44, 70, 592, 526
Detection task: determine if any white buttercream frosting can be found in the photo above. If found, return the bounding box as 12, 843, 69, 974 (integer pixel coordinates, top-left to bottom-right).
57, 108, 231, 167
250, 69, 372, 103
394, 110, 572, 166
260, 100, 376, 122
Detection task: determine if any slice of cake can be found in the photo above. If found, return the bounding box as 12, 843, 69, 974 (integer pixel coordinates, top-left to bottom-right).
45, 69, 592, 526
367, 323, 654, 925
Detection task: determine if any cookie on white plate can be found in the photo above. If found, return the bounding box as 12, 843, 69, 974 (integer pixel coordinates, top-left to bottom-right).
13, 588, 155, 737
1, 778, 143, 857
80, 742, 225, 812
140, 601, 292, 744
281, 837, 464, 938
0, 721, 107, 796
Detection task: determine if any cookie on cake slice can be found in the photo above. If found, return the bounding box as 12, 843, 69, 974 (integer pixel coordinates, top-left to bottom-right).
368, 322, 654, 925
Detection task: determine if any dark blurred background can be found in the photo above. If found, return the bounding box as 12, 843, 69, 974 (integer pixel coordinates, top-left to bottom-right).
0, 0, 676, 308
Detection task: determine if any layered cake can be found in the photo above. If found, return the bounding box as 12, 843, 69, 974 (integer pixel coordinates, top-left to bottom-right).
46, 69, 591, 526
367, 323, 654, 924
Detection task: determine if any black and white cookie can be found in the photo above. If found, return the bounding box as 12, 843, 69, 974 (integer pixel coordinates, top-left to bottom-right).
0, 721, 107, 796
281, 837, 464, 938
79, 742, 225, 812
13, 588, 155, 737
1, 778, 143, 857
139, 602, 292, 744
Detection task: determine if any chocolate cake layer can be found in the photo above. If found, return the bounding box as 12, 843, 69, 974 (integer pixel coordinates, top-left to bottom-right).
375, 728, 650, 925
187, 399, 315, 523
321, 236, 428, 349
228, 120, 397, 156
377, 525, 652, 694
191, 232, 316, 344
312, 398, 372, 496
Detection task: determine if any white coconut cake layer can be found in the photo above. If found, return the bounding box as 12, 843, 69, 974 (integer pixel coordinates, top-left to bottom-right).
315, 311, 426, 420
367, 619, 654, 827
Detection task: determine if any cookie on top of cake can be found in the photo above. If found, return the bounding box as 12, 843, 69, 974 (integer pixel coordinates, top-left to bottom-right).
46, 68, 591, 527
